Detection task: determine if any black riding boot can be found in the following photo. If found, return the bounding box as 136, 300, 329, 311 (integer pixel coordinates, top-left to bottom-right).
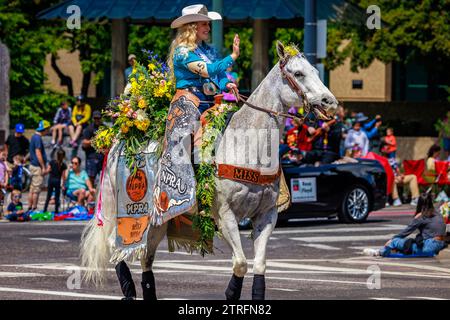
141, 271, 157, 301
115, 261, 136, 300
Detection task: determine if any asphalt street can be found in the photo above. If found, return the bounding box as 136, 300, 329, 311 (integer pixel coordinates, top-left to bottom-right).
0, 205, 450, 300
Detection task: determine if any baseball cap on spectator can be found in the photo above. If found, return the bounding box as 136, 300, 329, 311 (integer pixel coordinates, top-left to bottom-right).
36, 120, 51, 132
128, 54, 137, 61
15, 123, 25, 133
92, 110, 102, 119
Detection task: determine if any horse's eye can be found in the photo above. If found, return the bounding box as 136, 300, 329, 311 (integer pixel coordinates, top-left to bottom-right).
294, 71, 304, 78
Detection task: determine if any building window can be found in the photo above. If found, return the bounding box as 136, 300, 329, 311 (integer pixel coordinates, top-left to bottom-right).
352, 80, 363, 89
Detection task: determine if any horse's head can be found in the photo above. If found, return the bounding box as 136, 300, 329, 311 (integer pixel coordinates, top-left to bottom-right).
276, 41, 338, 120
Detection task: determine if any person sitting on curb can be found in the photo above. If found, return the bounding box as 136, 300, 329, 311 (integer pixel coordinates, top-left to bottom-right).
5, 190, 30, 222
364, 192, 447, 257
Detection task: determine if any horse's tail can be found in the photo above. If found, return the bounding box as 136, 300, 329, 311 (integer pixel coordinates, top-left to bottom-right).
80, 147, 118, 286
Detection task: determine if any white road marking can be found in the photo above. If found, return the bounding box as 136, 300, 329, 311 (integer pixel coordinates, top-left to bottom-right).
297, 243, 341, 251
0, 286, 187, 300
290, 234, 396, 243
241, 225, 404, 235
29, 238, 69, 243
341, 259, 450, 274
0, 272, 45, 278
370, 297, 400, 300
408, 296, 447, 300
0, 287, 123, 300
269, 288, 300, 292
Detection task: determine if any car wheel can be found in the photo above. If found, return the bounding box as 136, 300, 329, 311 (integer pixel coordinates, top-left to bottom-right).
338, 185, 371, 223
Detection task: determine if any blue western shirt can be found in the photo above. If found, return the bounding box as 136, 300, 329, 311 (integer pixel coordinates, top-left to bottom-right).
173, 43, 234, 92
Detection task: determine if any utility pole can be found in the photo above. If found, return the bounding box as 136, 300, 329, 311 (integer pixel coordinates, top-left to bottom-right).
212, 0, 223, 54
304, 0, 317, 66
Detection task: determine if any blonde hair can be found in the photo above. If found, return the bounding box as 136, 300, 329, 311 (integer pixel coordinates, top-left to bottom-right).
167, 23, 198, 82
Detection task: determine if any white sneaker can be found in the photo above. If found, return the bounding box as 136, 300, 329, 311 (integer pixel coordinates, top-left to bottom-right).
393, 198, 402, 207
363, 248, 380, 256
385, 202, 390, 207
410, 198, 418, 206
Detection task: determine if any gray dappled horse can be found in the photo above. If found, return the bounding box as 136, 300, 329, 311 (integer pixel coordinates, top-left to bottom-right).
80, 42, 338, 300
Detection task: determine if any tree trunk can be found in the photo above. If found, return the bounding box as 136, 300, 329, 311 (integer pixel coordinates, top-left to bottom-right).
51, 53, 74, 96
111, 19, 128, 98
0, 40, 10, 144
251, 19, 269, 92
81, 72, 91, 98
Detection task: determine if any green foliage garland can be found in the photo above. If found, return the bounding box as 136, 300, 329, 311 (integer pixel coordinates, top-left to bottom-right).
194, 103, 239, 256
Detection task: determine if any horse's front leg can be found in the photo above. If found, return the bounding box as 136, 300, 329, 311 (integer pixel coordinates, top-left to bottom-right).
215, 204, 248, 301
251, 207, 277, 300
140, 222, 168, 300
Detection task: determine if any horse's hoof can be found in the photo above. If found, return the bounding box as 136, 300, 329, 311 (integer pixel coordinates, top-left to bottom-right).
252, 274, 265, 300
225, 274, 244, 300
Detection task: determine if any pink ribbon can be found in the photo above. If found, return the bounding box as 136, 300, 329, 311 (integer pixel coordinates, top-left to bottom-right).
96, 151, 109, 226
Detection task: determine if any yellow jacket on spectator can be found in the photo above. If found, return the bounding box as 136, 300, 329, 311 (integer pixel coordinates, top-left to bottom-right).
71, 104, 91, 126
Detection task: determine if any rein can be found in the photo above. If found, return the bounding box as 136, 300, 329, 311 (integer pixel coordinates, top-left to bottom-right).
229, 55, 312, 122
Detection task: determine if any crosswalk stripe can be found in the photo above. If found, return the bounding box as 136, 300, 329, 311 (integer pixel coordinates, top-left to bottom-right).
407, 296, 447, 300
29, 238, 69, 243
342, 259, 450, 275
0, 287, 123, 300
241, 225, 404, 235
297, 244, 341, 251
0, 286, 187, 300
290, 234, 396, 243
0, 272, 45, 278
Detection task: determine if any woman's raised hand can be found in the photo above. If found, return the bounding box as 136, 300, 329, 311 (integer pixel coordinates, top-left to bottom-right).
231, 34, 240, 60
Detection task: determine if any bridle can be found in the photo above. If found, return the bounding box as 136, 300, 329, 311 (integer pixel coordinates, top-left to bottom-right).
231, 54, 312, 122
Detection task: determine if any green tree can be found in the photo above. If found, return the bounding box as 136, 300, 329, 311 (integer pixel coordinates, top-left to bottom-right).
328, 0, 450, 99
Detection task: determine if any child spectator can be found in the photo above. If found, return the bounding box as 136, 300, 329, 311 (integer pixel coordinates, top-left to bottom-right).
43, 148, 67, 214
0, 145, 9, 218
10, 155, 24, 191
5, 190, 30, 222
350, 145, 362, 159
51, 101, 72, 148
381, 127, 397, 159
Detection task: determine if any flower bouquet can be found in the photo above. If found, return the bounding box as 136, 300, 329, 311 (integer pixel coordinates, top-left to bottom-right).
92, 50, 175, 172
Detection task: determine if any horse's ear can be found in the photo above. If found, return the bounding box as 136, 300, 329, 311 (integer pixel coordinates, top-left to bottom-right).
276, 41, 286, 60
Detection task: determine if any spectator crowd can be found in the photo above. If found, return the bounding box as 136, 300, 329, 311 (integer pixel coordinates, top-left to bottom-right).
280, 104, 450, 207
0, 95, 104, 221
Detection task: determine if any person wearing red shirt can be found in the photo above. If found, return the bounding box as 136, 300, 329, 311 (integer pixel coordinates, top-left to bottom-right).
381, 127, 397, 159
284, 118, 315, 162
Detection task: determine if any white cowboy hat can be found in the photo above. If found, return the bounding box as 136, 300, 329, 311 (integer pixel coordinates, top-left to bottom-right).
170, 4, 222, 29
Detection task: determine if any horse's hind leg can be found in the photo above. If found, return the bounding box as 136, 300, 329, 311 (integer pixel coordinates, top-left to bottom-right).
140, 222, 168, 300
216, 206, 248, 300
251, 208, 277, 300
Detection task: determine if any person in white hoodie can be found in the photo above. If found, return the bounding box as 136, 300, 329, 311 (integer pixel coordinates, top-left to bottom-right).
344, 119, 370, 157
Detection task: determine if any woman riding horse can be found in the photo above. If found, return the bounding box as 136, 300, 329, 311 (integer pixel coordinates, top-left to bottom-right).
114, 3, 241, 300
168, 4, 240, 114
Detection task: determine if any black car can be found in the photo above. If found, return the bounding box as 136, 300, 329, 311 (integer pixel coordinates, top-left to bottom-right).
279, 159, 387, 223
